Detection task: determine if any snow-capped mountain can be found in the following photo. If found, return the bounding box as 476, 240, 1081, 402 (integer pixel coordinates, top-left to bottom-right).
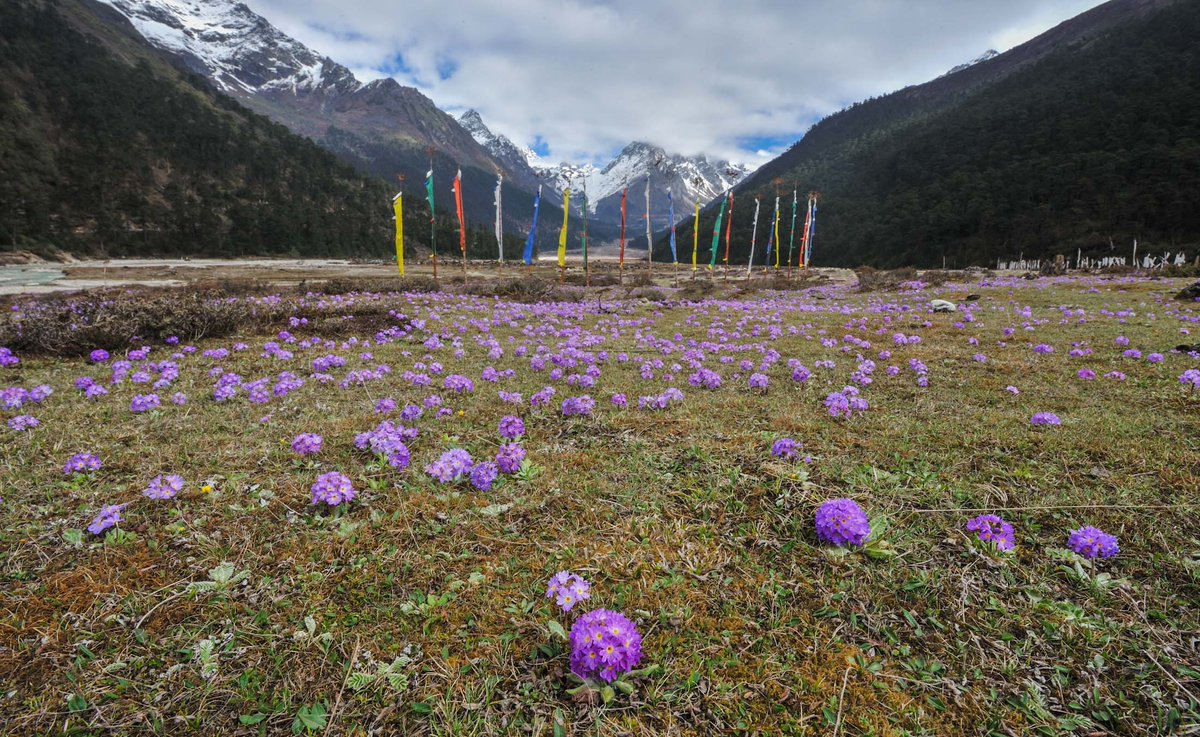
459, 109, 749, 231
944, 49, 1001, 77
96, 0, 514, 184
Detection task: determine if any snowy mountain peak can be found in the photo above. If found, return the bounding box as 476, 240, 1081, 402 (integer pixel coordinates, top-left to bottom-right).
96, 0, 359, 94
944, 49, 1001, 76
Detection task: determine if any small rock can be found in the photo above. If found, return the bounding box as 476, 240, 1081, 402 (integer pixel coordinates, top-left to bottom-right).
929, 299, 957, 313
965, 294, 982, 301
1176, 280, 1200, 301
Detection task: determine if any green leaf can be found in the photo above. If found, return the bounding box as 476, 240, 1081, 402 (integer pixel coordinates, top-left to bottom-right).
291, 703, 327, 733
67, 693, 87, 713
600, 685, 616, 704
546, 619, 567, 640
346, 672, 375, 691
239, 713, 267, 725
411, 702, 432, 715
614, 679, 635, 695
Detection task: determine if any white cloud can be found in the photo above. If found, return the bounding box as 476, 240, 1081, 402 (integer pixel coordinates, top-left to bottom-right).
243, 0, 1105, 164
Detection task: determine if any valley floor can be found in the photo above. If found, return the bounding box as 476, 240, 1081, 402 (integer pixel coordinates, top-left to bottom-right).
1, 274, 1198, 735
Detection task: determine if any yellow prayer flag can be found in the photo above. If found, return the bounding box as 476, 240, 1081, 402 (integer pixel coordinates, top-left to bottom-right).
393, 193, 404, 276
691, 202, 700, 271
558, 189, 570, 268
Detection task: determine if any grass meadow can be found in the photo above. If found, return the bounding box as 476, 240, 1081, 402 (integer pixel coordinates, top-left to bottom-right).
1, 272, 1198, 736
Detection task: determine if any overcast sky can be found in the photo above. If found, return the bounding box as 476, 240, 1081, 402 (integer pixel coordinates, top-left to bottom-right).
246, 0, 1105, 166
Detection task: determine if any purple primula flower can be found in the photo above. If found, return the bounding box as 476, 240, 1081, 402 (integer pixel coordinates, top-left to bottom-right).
1005, 386, 1020, 395
130, 394, 160, 413
291, 433, 323, 455
7, 415, 39, 432
815, 498, 871, 547
1033, 344, 1054, 355
387, 443, 411, 470
561, 395, 595, 417
443, 374, 475, 393
771, 438, 801, 460
143, 474, 184, 500
63, 453, 102, 475
1076, 369, 1096, 380
569, 609, 643, 683
85, 384, 109, 400
375, 398, 397, 415
546, 571, 591, 613
1147, 353, 1164, 364
1030, 412, 1061, 426
425, 449, 474, 483
965, 514, 1015, 551
400, 404, 424, 422
29, 385, 53, 402
498, 415, 525, 440
311, 471, 356, 506
171, 392, 188, 405
496, 443, 525, 474
610, 393, 627, 408
90, 349, 111, 363
748, 373, 769, 390
1181, 369, 1200, 389
469, 461, 499, 491
1067, 525, 1119, 559
88, 503, 128, 535
823, 386, 869, 418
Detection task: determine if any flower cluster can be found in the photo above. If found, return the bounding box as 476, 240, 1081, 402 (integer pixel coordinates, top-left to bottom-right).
88, 503, 128, 535
823, 386, 869, 418
965, 514, 1015, 551
771, 438, 801, 460
546, 571, 591, 612
498, 415, 525, 439
63, 453, 102, 475
496, 443, 526, 474
8, 415, 39, 431
1067, 525, 1119, 559
291, 433, 323, 456
1030, 412, 1061, 426
311, 471, 356, 506
568, 609, 643, 683
561, 395, 595, 417
425, 449, 474, 484
815, 498, 871, 547
143, 474, 184, 500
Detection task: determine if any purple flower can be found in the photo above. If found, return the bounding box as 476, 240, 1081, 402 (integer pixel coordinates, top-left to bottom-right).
561, 395, 595, 417
171, 392, 188, 405
400, 404, 424, 422
63, 453, 102, 475
311, 471, 356, 506
90, 349, 110, 363
7, 415, 39, 432
1067, 525, 1119, 559
291, 433, 323, 455
965, 514, 1014, 551
1005, 386, 1020, 395
1076, 369, 1096, 380
1030, 412, 1061, 426
496, 443, 525, 474
425, 449, 474, 483
143, 474, 184, 500
815, 498, 870, 547
469, 461, 499, 491
1033, 344, 1054, 355
771, 438, 801, 460
498, 415, 525, 440
1181, 369, 1200, 389
823, 386, 869, 419
85, 385, 109, 400
569, 609, 643, 683
386, 444, 411, 470
29, 384, 52, 402
375, 398, 397, 415
748, 373, 769, 390
973, 354, 987, 363
443, 374, 475, 394
688, 368, 723, 390
546, 571, 591, 612
87, 503, 128, 535
1147, 353, 1164, 364
610, 393, 627, 408
130, 394, 160, 413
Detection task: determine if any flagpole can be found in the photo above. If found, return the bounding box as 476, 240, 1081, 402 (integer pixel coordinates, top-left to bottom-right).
747, 197, 760, 279
495, 173, 503, 266
426, 147, 438, 285
618, 185, 627, 285
787, 188, 797, 279
644, 175, 652, 281
723, 191, 734, 282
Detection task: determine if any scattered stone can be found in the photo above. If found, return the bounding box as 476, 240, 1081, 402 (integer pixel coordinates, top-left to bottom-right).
929, 299, 957, 313
1175, 280, 1200, 301
965, 294, 982, 302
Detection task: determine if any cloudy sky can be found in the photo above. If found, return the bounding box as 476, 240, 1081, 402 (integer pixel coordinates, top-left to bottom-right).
246, 0, 1104, 166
